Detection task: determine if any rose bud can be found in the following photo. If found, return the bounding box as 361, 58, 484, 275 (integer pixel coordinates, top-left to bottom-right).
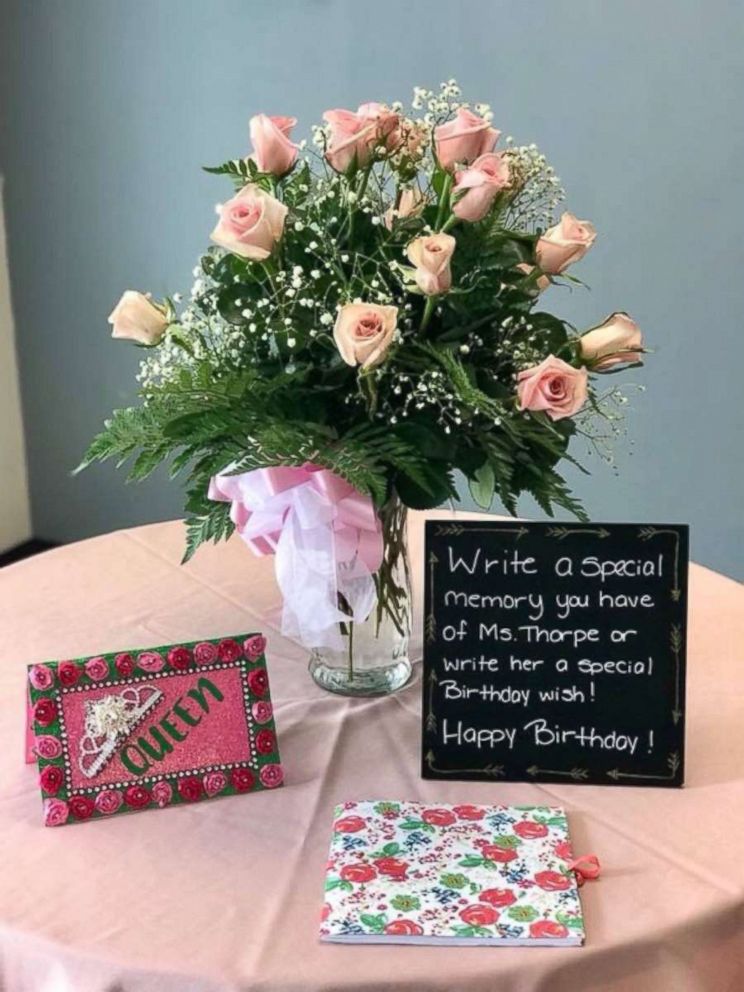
435, 108, 500, 171
249, 114, 299, 177
333, 303, 398, 369
453, 152, 510, 222
536, 212, 596, 274
323, 103, 399, 174
406, 233, 456, 296
108, 292, 168, 346
211, 184, 288, 261
384, 187, 425, 230
517, 355, 588, 421
580, 312, 644, 370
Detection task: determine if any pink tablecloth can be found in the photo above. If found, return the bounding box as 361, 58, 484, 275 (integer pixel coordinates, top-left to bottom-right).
1, 511, 743, 992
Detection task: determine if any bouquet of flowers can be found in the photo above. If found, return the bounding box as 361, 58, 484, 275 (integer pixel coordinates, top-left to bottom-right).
82, 81, 645, 692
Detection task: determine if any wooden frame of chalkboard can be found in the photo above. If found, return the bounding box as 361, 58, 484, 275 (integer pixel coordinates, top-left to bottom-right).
422, 521, 688, 787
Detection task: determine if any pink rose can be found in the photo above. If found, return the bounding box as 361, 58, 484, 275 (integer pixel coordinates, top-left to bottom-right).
333, 303, 397, 369
115, 652, 135, 676
243, 635, 267, 661
384, 187, 425, 230
435, 108, 500, 170
407, 233, 456, 296
85, 656, 109, 681
203, 771, 228, 797
259, 763, 283, 789
34, 735, 62, 760
211, 184, 288, 261
194, 641, 218, 665
95, 789, 123, 815
453, 152, 510, 222
137, 651, 165, 673
323, 103, 400, 173
252, 700, 273, 724
109, 291, 168, 345
357, 102, 401, 154
580, 312, 644, 370
152, 781, 173, 808
44, 798, 69, 828
249, 114, 298, 176
517, 355, 588, 421
516, 263, 551, 292
29, 665, 55, 691
536, 212, 596, 274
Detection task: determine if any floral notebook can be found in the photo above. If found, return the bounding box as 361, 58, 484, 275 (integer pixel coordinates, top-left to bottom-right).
320, 801, 584, 946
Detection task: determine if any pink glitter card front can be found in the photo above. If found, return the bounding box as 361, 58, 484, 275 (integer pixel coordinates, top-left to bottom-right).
27, 633, 283, 826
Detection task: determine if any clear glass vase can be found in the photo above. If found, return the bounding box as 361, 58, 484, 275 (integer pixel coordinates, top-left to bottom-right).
308, 497, 412, 697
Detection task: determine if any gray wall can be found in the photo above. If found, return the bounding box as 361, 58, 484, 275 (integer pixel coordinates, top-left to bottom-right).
1, 0, 743, 579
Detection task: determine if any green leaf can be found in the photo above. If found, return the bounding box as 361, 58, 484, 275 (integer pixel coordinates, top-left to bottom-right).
395, 462, 456, 510
182, 501, 235, 564
458, 856, 486, 867
491, 834, 521, 849
359, 913, 387, 933
469, 461, 495, 509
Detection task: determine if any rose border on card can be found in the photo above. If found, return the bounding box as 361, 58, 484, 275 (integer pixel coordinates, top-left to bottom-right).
28, 634, 283, 826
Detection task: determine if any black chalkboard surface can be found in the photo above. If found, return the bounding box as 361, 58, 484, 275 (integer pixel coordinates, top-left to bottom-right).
422, 521, 688, 787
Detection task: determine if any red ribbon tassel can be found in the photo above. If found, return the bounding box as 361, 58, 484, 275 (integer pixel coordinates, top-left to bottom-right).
568, 854, 601, 887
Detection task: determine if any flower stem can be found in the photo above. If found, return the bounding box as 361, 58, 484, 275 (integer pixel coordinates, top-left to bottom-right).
347, 165, 373, 245
421, 295, 437, 331
434, 173, 453, 230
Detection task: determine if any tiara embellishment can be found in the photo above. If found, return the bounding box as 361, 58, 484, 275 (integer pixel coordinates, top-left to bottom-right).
78, 685, 163, 779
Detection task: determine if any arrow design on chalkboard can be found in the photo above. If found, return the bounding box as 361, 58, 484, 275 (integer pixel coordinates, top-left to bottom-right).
546, 526, 610, 540
425, 750, 505, 778
607, 752, 681, 782
434, 524, 528, 539
638, 527, 682, 601
426, 670, 437, 732
670, 624, 683, 724
526, 765, 589, 781
426, 552, 438, 644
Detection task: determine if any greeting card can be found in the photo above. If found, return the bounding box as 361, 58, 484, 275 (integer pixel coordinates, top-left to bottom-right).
27, 633, 282, 825
321, 801, 586, 945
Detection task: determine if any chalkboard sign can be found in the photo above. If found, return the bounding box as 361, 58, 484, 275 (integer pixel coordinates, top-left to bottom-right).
422, 521, 688, 787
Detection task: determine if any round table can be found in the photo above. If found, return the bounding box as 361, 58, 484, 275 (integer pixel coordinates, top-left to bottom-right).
1, 511, 743, 992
